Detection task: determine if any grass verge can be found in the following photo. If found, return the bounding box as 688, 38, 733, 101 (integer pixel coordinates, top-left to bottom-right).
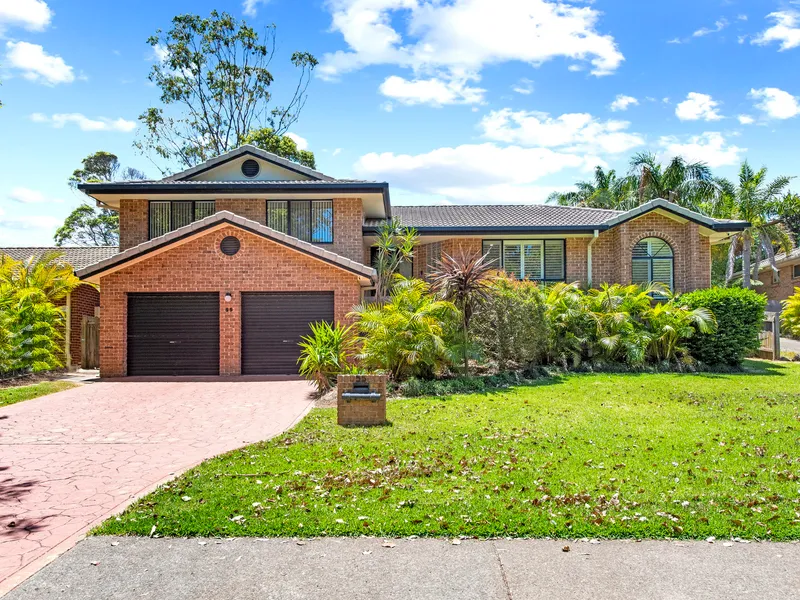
95, 360, 800, 540
0, 380, 79, 408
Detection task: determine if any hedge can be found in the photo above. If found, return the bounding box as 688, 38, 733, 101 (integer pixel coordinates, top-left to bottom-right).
680, 287, 766, 366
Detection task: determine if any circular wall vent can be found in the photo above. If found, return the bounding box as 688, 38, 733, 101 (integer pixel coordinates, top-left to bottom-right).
220, 236, 241, 256
241, 159, 260, 178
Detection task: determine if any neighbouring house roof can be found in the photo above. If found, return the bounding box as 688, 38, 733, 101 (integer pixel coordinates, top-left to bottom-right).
76, 211, 376, 283
364, 198, 749, 234
161, 144, 337, 182
757, 246, 800, 272
0, 246, 119, 270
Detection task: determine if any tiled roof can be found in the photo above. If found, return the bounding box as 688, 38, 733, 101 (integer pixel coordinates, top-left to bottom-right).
758, 246, 800, 271
76, 212, 376, 282
365, 204, 623, 230
0, 246, 119, 270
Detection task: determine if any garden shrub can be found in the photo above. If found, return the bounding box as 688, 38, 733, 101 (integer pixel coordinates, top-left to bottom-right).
397, 371, 527, 397
781, 287, 800, 338
297, 321, 358, 393
680, 287, 766, 366
472, 276, 547, 371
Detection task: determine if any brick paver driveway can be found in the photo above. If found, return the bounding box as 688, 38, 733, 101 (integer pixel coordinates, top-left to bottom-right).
0, 379, 315, 595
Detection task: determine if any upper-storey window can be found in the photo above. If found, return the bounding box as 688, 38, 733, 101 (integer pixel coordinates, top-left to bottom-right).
481, 239, 566, 283
149, 201, 216, 239
267, 200, 333, 243
632, 237, 673, 290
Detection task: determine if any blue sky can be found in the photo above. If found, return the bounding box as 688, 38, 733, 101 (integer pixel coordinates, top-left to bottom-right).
2, 0, 800, 246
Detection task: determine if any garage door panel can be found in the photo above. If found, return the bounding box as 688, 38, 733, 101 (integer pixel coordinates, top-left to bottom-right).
242, 292, 334, 375
127, 293, 220, 376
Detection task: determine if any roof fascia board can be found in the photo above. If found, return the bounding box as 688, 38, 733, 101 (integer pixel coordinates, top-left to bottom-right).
602, 199, 750, 232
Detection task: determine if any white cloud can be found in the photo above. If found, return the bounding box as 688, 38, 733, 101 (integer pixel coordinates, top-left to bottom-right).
512, 78, 534, 95
749, 87, 800, 119
480, 108, 644, 155
0, 0, 52, 33
658, 132, 745, 168
752, 11, 800, 51
332, 148, 343, 157
5, 41, 74, 85
675, 92, 723, 121
242, 0, 270, 18
353, 143, 601, 202
693, 18, 728, 37
609, 94, 638, 112
0, 210, 61, 231
379, 74, 486, 106
319, 0, 624, 90
30, 112, 137, 132
285, 132, 309, 150
7, 187, 62, 204
737, 114, 755, 125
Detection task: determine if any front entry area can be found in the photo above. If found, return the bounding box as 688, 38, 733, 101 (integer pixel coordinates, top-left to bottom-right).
127, 293, 220, 376
241, 292, 334, 375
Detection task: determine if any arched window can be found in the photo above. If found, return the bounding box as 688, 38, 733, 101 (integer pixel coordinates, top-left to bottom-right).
632, 237, 674, 290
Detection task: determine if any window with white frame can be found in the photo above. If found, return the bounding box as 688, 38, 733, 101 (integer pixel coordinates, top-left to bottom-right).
632, 237, 674, 290
481, 240, 565, 282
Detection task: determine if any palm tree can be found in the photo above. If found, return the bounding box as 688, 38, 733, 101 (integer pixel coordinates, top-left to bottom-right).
709, 162, 793, 288
372, 219, 418, 301
548, 166, 635, 210
627, 152, 718, 211
429, 250, 495, 375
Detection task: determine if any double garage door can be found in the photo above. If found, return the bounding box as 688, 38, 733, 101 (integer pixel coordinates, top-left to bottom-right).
127, 292, 334, 376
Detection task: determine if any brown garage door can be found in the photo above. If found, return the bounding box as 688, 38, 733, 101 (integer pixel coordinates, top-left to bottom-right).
241, 292, 334, 375
127, 293, 220, 376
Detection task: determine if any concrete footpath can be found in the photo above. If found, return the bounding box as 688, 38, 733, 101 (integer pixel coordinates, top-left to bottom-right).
5, 536, 799, 599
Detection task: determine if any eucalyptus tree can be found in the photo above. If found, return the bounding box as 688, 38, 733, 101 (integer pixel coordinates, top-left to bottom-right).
138, 10, 317, 174
710, 162, 793, 288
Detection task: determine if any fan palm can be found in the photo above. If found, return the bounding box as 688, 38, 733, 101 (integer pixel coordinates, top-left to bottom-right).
429, 250, 496, 374
708, 162, 793, 288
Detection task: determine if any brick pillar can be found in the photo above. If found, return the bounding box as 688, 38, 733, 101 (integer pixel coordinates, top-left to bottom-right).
337, 374, 388, 426
220, 290, 241, 375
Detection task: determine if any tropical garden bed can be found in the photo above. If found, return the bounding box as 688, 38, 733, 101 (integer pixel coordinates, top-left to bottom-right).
96, 360, 800, 541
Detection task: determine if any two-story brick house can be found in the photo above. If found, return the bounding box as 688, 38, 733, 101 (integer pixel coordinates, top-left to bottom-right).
76, 145, 748, 378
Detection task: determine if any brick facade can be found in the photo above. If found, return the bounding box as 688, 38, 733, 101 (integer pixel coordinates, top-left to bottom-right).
117, 198, 364, 263
407, 213, 711, 292
99, 226, 364, 377
758, 260, 800, 302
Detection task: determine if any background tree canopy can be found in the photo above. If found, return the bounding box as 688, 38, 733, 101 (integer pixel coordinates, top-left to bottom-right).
137, 10, 318, 174
56, 151, 146, 247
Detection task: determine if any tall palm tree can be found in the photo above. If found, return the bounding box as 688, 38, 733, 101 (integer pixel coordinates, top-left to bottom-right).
548, 166, 634, 210
627, 152, 719, 211
709, 162, 793, 288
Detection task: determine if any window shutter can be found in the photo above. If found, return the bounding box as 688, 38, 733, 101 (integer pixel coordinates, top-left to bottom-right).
631, 260, 650, 285
171, 202, 194, 230
149, 202, 171, 239
195, 201, 216, 220
503, 243, 522, 279
482, 241, 502, 268
523, 242, 543, 280
544, 240, 565, 281
311, 200, 333, 243
651, 259, 673, 288
291, 201, 311, 241
267, 201, 288, 233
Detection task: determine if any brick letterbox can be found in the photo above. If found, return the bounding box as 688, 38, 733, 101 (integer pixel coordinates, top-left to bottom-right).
337, 374, 388, 426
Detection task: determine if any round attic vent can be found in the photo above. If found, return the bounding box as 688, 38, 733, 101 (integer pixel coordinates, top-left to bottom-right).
220, 236, 241, 256
241, 159, 260, 178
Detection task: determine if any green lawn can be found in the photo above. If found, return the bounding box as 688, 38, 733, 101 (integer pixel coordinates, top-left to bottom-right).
0, 380, 78, 408
96, 360, 800, 540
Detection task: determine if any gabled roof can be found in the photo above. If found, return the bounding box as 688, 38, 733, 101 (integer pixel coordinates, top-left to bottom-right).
757, 246, 800, 272
75, 211, 376, 283
161, 144, 336, 182
0, 246, 119, 270
364, 198, 749, 234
